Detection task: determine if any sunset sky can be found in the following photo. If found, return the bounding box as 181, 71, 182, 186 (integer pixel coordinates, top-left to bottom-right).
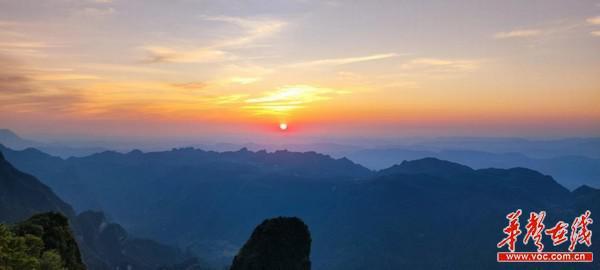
0, 0, 599, 142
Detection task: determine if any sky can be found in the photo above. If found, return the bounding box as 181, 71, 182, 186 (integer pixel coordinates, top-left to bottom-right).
0, 0, 599, 143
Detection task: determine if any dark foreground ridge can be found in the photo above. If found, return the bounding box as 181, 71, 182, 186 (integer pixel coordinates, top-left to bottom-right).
230, 217, 311, 270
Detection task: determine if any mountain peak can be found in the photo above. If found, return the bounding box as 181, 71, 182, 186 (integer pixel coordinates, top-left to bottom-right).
378, 157, 474, 177
0, 128, 20, 140
230, 217, 311, 270
573, 184, 599, 196
0, 129, 36, 150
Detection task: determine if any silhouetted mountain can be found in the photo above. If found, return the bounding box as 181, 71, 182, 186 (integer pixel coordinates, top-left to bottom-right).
573, 185, 598, 196
1, 145, 597, 269
0, 152, 203, 270
0, 151, 75, 222
573, 185, 600, 213
230, 217, 311, 270
377, 157, 473, 177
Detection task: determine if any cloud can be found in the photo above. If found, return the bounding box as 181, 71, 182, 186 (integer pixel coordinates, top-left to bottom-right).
0, 54, 36, 94
290, 53, 399, 67
229, 77, 260, 84
170, 82, 207, 90
243, 85, 348, 114
142, 16, 285, 63
0, 41, 50, 49
591, 31, 600, 36
493, 19, 595, 40
586, 16, 600, 25
221, 63, 274, 77
0, 74, 33, 94
0, 41, 56, 57
214, 94, 248, 105
402, 58, 480, 72
72, 6, 115, 18
0, 55, 85, 113
0, 21, 19, 27
1, 92, 85, 113
493, 29, 542, 39
141, 46, 230, 63
201, 16, 286, 48
380, 81, 419, 89
32, 74, 100, 81
75, 63, 174, 75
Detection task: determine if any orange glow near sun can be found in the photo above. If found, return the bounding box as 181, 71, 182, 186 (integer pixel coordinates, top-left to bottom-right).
279, 123, 288, 131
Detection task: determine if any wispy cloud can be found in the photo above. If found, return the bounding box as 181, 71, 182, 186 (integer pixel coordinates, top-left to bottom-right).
0, 41, 56, 57
243, 85, 348, 115
586, 16, 600, 25
70, 63, 174, 77
0, 54, 35, 94
76, 7, 115, 17
290, 53, 399, 68
214, 94, 248, 105
141, 46, 230, 63
229, 77, 261, 84
0, 42, 51, 49
587, 16, 600, 36
0, 54, 85, 113
32, 74, 100, 81
0, 21, 20, 27
402, 58, 481, 73
1, 92, 85, 114
167, 76, 260, 94
0, 74, 32, 94
494, 18, 599, 41
142, 16, 285, 64
493, 29, 542, 39
170, 82, 207, 90
202, 16, 286, 48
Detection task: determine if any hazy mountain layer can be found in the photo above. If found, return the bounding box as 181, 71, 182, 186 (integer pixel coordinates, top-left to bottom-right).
1, 146, 597, 269
345, 148, 600, 189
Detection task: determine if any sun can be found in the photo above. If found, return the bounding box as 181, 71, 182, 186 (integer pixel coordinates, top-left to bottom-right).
279, 123, 288, 131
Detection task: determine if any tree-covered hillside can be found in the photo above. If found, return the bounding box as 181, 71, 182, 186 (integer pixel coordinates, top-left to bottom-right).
0, 212, 85, 270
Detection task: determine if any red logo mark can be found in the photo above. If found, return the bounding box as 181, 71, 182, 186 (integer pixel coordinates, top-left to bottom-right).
523, 211, 546, 252
497, 209, 523, 252
570, 210, 593, 252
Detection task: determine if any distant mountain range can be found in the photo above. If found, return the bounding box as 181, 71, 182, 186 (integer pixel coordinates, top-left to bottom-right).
1, 145, 598, 269
0, 129, 107, 158
2, 128, 599, 189
344, 148, 600, 189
